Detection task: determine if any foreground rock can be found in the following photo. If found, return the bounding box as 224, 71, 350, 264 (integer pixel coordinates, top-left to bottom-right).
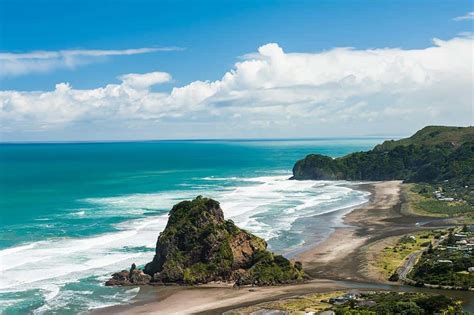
106, 196, 304, 286
105, 264, 151, 286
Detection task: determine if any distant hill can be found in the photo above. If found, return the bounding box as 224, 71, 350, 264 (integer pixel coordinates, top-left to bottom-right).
292, 126, 473, 202
374, 126, 474, 151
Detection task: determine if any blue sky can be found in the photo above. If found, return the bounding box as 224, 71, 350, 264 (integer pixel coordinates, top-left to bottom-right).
0, 0, 473, 141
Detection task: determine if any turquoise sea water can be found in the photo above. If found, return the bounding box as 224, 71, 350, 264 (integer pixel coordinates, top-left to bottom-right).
0, 139, 382, 314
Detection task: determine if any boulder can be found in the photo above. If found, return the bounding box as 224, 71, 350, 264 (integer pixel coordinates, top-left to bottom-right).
105, 264, 151, 286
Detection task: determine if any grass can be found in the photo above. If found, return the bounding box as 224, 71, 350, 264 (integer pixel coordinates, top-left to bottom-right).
224, 291, 345, 314
402, 184, 474, 223
225, 291, 464, 314
375, 126, 474, 151
374, 231, 436, 280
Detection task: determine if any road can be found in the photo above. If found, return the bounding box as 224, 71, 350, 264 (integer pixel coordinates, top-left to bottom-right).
397, 251, 421, 283
397, 236, 444, 283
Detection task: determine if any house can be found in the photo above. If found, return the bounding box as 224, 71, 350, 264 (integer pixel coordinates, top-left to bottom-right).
329, 296, 348, 305
344, 292, 360, 300
468, 267, 474, 273
446, 246, 458, 252
454, 234, 467, 240
328, 290, 362, 306
357, 300, 377, 308
437, 259, 453, 264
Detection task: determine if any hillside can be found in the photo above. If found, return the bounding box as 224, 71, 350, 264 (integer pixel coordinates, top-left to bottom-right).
374, 126, 474, 151
292, 126, 473, 203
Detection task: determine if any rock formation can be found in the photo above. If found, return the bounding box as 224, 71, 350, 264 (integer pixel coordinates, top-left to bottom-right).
106, 196, 304, 286
105, 263, 152, 286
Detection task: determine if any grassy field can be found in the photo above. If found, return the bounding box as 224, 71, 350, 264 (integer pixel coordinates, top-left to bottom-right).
224, 291, 464, 315
373, 231, 437, 280
402, 183, 473, 223
224, 291, 345, 314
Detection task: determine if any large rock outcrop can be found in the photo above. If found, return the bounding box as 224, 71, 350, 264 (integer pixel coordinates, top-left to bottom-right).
140, 196, 304, 285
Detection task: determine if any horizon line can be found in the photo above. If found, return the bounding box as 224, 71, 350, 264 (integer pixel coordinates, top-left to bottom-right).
0, 135, 405, 145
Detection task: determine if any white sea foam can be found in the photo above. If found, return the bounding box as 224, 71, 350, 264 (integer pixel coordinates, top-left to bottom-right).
0, 243, 36, 256
0, 215, 169, 290
0, 173, 369, 314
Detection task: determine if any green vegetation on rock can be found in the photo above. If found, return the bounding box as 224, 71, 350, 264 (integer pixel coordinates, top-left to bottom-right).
293, 126, 473, 182
144, 196, 304, 285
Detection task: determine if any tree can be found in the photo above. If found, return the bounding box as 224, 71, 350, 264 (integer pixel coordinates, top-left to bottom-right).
427, 242, 434, 254
446, 232, 456, 246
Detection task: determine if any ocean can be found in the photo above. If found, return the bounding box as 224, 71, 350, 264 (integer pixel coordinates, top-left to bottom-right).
0, 139, 382, 314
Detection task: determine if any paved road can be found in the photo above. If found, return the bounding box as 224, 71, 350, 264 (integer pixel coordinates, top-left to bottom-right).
397, 251, 421, 283
397, 237, 443, 283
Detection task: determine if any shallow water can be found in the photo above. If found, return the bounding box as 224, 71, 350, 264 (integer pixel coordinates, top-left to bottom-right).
0, 139, 381, 314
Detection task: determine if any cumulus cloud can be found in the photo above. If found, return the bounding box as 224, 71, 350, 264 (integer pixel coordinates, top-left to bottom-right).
0, 47, 182, 77
119, 72, 172, 89
453, 12, 474, 21
1, 36, 473, 140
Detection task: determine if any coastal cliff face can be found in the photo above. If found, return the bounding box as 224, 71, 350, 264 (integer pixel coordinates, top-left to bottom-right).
292, 126, 474, 186
109, 196, 304, 285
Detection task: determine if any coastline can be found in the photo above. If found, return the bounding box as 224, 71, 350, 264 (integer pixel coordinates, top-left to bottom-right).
297, 181, 409, 282
92, 180, 457, 314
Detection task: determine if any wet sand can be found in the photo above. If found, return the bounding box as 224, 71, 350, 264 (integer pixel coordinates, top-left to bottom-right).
93, 181, 452, 314
95, 280, 351, 315
297, 180, 422, 282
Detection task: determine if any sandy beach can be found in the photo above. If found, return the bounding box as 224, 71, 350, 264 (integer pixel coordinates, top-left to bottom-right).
297, 180, 420, 282
93, 181, 450, 315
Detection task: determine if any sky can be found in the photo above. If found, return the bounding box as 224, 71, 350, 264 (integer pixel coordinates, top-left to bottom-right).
0, 0, 473, 141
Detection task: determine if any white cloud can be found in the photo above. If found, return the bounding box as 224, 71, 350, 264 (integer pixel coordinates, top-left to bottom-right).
0, 36, 473, 140
0, 47, 182, 77
119, 72, 172, 89
453, 12, 474, 21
